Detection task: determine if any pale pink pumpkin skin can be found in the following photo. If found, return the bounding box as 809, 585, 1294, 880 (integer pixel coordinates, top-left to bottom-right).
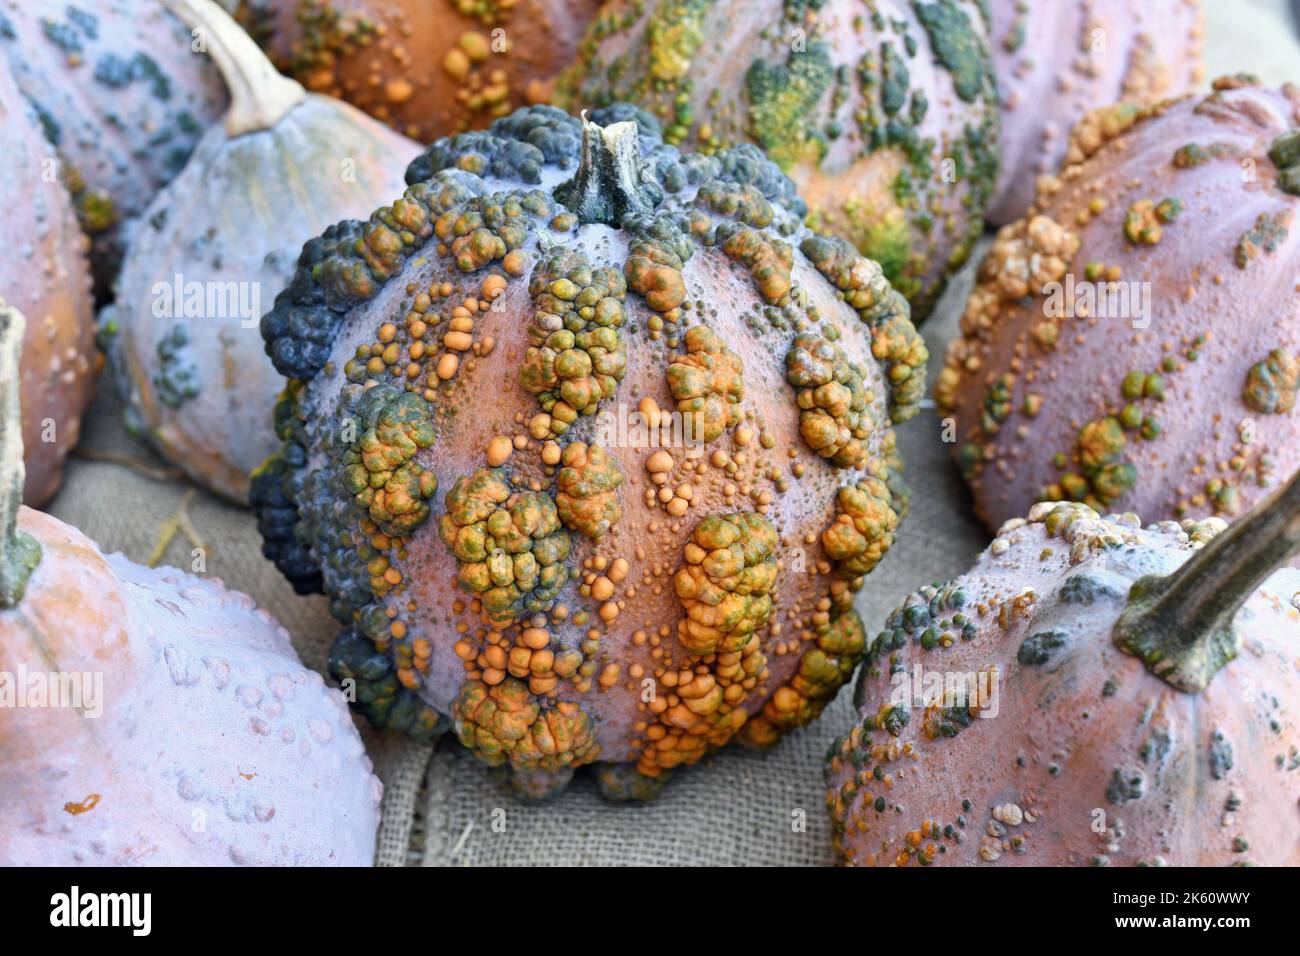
986, 0, 1204, 226
0, 64, 97, 508
0, 508, 381, 866
938, 80, 1300, 533
110, 95, 419, 503
825, 501, 1300, 867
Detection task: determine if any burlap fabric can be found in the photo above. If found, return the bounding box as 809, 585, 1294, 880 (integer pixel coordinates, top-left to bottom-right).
42, 1, 1298, 866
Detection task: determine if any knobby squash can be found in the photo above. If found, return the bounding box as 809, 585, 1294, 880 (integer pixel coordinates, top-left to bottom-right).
252, 103, 927, 799
826, 473, 1300, 866
0, 61, 96, 507
938, 78, 1300, 532
0, 306, 381, 866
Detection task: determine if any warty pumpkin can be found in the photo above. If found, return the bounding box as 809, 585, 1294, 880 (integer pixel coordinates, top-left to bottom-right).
252, 102, 928, 799
825, 469, 1300, 866
556, 0, 1001, 320
937, 77, 1300, 533
232, 0, 601, 142
0, 60, 96, 507
104, 0, 419, 503
986, 0, 1204, 225
0, 0, 227, 296
0, 306, 381, 866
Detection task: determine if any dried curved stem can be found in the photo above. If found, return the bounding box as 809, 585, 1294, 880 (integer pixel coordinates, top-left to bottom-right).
165, 0, 305, 136
1114, 468, 1300, 691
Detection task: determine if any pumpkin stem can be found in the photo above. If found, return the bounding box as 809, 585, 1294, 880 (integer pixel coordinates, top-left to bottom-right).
164, 0, 305, 137
1113, 468, 1300, 692
0, 301, 41, 608
554, 116, 656, 227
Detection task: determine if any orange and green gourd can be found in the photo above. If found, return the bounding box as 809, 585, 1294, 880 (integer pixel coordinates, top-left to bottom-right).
825, 471, 1300, 866
232, 0, 601, 142
938, 77, 1300, 532
555, 0, 1001, 321
252, 101, 927, 798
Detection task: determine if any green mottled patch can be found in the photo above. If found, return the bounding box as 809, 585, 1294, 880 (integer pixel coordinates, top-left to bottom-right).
881, 704, 910, 736
0, 524, 40, 608
1205, 478, 1239, 515
1235, 211, 1293, 268
1045, 414, 1139, 509
745, 42, 834, 170
521, 247, 628, 434
340, 386, 437, 537
1120, 370, 1146, 399
153, 324, 200, 408
1017, 630, 1068, 666
925, 704, 975, 738
438, 469, 572, 627
1123, 199, 1172, 245
76, 189, 118, 234
1155, 198, 1183, 223
914, 0, 989, 103
880, 41, 909, 116
1172, 141, 1232, 168
647, 0, 713, 82
1242, 348, 1299, 414
1077, 417, 1126, 472
1268, 128, 1300, 196
980, 374, 1014, 434
830, 196, 913, 293
785, 332, 871, 468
